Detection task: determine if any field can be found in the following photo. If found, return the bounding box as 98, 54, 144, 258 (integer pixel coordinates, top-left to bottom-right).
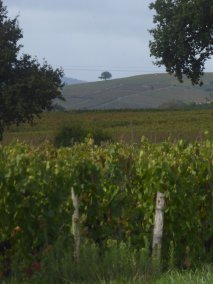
2, 108, 213, 145
60, 73, 213, 109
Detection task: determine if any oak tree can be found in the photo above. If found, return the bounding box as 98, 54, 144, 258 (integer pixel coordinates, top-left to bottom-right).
0, 0, 64, 140
99, 71, 112, 80
149, 0, 213, 85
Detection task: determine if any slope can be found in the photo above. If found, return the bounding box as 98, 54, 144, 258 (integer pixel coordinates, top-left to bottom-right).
59, 73, 213, 110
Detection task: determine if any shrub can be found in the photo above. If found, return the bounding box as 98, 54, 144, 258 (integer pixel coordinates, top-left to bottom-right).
54, 125, 112, 147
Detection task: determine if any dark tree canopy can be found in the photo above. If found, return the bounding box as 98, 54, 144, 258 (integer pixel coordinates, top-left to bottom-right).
0, 0, 64, 140
149, 0, 213, 85
99, 71, 112, 80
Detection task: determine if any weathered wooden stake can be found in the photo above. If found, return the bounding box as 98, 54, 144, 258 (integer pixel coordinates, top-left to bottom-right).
71, 188, 80, 263
152, 192, 165, 265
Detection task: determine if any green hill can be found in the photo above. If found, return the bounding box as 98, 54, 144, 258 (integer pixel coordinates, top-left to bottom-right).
59, 73, 213, 110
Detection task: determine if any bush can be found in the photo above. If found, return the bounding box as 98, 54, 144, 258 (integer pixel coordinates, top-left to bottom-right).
54, 125, 112, 147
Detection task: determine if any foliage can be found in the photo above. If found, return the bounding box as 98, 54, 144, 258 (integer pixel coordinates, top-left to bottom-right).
149, 0, 213, 85
2, 140, 213, 279
53, 125, 112, 147
99, 71, 112, 80
0, 0, 64, 141
54, 125, 87, 147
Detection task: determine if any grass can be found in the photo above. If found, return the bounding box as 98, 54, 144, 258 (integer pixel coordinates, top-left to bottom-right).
156, 266, 213, 284
4, 240, 213, 284
2, 108, 213, 145
7, 270, 213, 284
4, 241, 155, 284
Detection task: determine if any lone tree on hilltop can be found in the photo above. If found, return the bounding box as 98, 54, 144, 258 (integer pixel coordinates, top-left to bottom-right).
0, 0, 64, 140
149, 0, 213, 85
99, 71, 112, 80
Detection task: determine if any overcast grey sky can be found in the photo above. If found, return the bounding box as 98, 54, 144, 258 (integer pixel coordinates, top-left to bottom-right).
3, 0, 213, 82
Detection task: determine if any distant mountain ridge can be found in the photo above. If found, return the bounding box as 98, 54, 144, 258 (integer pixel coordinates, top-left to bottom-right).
63, 77, 86, 85
58, 73, 213, 110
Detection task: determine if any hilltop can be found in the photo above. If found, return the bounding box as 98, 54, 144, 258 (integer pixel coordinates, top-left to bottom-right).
58, 73, 213, 110
63, 76, 86, 85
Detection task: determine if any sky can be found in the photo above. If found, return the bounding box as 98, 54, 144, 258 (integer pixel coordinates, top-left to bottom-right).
3, 0, 213, 82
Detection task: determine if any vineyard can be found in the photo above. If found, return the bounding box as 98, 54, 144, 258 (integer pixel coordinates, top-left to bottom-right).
1, 139, 213, 279
3, 108, 213, 145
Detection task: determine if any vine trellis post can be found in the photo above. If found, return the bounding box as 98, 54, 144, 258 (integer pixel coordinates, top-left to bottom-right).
70, 189, 165, 265
152, 192, 165, 268
71, 188, 80, 263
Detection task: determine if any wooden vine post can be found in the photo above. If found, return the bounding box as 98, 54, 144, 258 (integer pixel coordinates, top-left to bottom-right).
152, 192, 165, 267
71, 188, 80, 263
